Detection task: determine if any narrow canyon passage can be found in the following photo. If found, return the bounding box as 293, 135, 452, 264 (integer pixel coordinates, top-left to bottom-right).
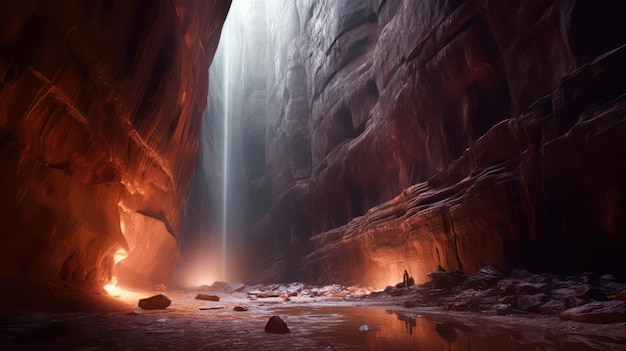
1, 0, 626, 350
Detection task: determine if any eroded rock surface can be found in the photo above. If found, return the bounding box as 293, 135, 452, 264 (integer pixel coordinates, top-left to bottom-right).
235, 0, 626, 286
0, 1, 230, 289
138, 294, 171, 310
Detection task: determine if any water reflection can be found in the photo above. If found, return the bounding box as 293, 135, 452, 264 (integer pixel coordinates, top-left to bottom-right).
271, 306, 626, 351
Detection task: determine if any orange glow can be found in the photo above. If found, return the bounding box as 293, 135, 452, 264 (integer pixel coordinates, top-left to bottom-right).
104, 248, 129, 295
113, 248, 128, 264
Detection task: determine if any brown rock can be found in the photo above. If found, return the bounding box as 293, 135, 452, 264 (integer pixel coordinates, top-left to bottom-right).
559, 301, 626, 323
236, 0, 626, 289
0, 1, 230, 290
264, 316, 290, 334
195, 294, 220, 301
138, 294, 171, 310
233, 306, 249, 312
614, 290, 626, 301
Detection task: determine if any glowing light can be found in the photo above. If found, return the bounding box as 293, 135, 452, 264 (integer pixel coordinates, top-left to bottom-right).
113, 248, 128, 264
104, 277, 120, 294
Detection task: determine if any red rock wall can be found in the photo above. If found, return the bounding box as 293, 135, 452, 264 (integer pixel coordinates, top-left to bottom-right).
0, 0, 229, 289
246, 0, 626, 285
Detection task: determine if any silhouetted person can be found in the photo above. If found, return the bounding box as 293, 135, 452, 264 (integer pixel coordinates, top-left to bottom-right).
403, 270, 409, 287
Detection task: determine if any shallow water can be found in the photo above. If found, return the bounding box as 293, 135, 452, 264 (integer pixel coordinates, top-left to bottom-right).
271, 305, 626, 351
2, 292, 625, 350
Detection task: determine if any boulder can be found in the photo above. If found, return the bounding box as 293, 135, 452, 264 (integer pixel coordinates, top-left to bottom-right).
138, 294, 171, 310
559, 301, 626, 323
264, 316, 290, 334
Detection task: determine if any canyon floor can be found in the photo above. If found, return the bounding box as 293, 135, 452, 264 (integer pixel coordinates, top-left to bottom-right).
1, 275, 626, 351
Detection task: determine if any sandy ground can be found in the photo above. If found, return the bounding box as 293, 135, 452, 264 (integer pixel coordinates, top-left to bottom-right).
1, 283, 626, 350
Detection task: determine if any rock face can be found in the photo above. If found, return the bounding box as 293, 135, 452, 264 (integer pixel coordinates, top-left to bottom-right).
229, 0, 626, 285
0, 1, 230, 289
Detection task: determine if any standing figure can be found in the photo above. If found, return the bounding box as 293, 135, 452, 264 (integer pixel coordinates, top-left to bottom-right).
403, 269, 409, 288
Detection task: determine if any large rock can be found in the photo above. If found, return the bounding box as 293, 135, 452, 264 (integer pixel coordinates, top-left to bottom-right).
232, 0, 626, 285
559, 301, 626, 323
138, 294, 172, 310
264, 316, 290, 334
0, 1, 230, 289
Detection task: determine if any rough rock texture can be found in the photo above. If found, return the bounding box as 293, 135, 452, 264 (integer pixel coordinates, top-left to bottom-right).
237, 0, 626, 285
138, 293, 171, 310
0, 1, 230, 289
264, 315, 290, 334
559, 301, 626, 324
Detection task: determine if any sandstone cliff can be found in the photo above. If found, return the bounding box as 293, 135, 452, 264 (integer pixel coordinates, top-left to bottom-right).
0, 0, 229, 289
237, 0, 626, 286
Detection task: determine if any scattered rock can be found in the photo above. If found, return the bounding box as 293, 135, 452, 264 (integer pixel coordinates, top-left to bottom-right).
138, 294, 171, 310
206, 281, 236, 293
559, 301, 626, 323
233, 306, 248, 311
126, 310, 142, 316
515, 283, 548, 295
195, 294, 220, 301
265, 316, 290, 334
199, 307, 224, 310
539, 300, 566, 315
280, 294, 290, 301
427, 271, 467, 289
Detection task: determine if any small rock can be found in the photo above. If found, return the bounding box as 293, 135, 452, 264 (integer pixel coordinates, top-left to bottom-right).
233, 306, 248, 311
559, 301, 626, 323
280, 294, 290, 301
195, 294, 220, 301
265, 316, 290, 334
495, 303, 513, 316
138, 294, 171, 310
403, 300, 418, 308
427, 271, 467, 289
207, 281, 236, 293
155, 318, 168, 323
539, 300, 566, 315
126, 310, 142, 316
515, 283, 548, 295
358, 325, 373, 332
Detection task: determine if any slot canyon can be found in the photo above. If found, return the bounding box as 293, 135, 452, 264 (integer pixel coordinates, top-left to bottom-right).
1, 0, 626, 350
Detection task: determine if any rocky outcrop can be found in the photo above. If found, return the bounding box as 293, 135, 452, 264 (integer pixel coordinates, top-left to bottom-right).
0, 1, 230, 289
241, 0, 626, 285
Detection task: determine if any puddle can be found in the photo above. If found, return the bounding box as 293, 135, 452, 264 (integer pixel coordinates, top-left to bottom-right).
272, 306, 626, 351
2, 296, 625, 350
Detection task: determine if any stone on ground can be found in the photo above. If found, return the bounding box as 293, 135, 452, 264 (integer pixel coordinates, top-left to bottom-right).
265, 316, 290, 334
138, 294, 171, 310
559, 301, 626, 323
195, 293, 220, 301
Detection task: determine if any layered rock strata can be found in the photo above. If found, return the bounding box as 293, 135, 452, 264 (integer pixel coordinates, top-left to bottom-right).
242, 0, 626, 285
0, 1, 230, 289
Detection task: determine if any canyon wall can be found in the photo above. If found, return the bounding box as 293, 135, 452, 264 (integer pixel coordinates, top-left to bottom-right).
241, 0, 626, 286
0, 0, 229, 289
